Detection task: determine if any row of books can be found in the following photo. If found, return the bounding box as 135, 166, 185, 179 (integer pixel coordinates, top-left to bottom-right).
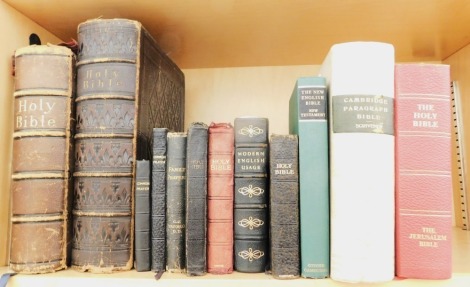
297, 42, 451, 282
133, 117, 300, 278
132, 43, 452, 282
10, 18, 185, 274
8, 16, 452, 283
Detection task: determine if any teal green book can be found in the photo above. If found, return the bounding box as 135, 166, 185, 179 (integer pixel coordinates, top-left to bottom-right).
288, 76, 329, 278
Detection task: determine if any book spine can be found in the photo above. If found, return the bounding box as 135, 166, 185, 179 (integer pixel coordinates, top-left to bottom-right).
72, 19, 139, 272
151, 128, 168, 271
269, 134, 300, 279
288, 77, 329, 278
207, 123, 234, 274
135, 160, 151, 271
234, 117, 269, 273
395, 64, 452, 279
185, 122, 209, 276
10, 45, 75, 274
319, 42, 395, 283
166, 132, 187, 273
72, 18, 184, 273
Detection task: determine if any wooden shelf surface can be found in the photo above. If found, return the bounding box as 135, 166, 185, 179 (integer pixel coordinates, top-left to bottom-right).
2, 228, 470, 286
3, 0, 470, 68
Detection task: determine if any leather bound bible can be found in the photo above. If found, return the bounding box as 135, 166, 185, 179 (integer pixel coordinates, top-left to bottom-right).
207, 123, 235, 274
185, 122, 209, 276
72, 18, 184, 272
151, 128, 168, 272
288, 76, 329, 278
319, 42, 395, 283
395, 64, 452, 279
166, 132, 187, 273
10, 45, 75, 274
234, 117, 269, 273
269, 134, 300, 279
135, 160, 151, 272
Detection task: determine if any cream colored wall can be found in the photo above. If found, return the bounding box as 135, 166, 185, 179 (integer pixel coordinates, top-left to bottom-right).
444, 47, 470, 229
0, 1, 62, 266
184, 65, 319, 134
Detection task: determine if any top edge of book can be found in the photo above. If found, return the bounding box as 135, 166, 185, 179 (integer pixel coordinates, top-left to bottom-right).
78, 18, 141, 29
15, 44, 74, 57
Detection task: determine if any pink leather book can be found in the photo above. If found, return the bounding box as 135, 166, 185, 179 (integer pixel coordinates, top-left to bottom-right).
207, 123, 235, 274
395, 63, 452, 279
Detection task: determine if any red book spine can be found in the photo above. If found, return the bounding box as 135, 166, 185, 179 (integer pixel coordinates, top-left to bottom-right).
395, 63, 452, 279
207, 123, 235, 274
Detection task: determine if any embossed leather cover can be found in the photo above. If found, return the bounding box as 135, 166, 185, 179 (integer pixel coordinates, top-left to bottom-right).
288, 76, 329, 278
319, 42, 395, 283
72, 18, 184, 272
395, 64, 452, 279
207, 123, 234, 274
10, 45, 75, 274
135, 160, 151, 271
185, 122, 208, 276
151, 128, 168, 272
166, 132, 187, 273
234, 117, 269, 273
269, 134, 300, 279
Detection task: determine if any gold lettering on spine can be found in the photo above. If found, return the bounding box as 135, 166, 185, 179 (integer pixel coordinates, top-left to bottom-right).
412, 104, 439, 128
304, 263, 328, 273
82, 68, 123, 90
408, 227, 447, 248
16, 99, 57, 129
274, 163, 294, 175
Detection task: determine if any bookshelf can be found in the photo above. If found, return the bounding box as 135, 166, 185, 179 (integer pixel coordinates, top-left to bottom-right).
1, 0, 470, 285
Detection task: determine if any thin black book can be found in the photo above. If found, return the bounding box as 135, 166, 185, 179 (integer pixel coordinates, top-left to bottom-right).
185, 122, 209, 276
135, 160, 151, 271
269, 134, 300, 279
166, 132, 187, 273
151, 128, 168, 272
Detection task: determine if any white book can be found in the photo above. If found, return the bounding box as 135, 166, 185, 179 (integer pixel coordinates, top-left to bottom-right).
319, 42, 395, 283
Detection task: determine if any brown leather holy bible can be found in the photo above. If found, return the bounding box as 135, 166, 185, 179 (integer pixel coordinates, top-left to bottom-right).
207, 123, 234, 274
72, 18, 184, 272
10, 45, 76, 273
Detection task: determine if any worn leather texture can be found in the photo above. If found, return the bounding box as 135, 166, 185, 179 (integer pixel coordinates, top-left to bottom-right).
185, 123, 208, 276
151, 128, 168, 271
166, 132, 187, 273
269, 134, 300, 279
395, 64, 452, 279
135, 160, 151, 271
233, 117, 269, 273
72, 18, 185, 273
10, 45, 75, 274
207, 123, 234, 274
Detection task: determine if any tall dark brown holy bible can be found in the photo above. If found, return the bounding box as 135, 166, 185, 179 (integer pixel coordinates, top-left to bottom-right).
10, 45, 75, 273
72, 18, 185, 272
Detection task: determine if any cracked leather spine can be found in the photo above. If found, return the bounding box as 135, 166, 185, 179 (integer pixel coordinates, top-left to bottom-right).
72, 18, 184, 273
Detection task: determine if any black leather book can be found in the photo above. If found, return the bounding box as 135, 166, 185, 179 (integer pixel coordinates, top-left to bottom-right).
234, 117, 269, 273
135, 160, 151, 272
185, 122, 209, 276
166, 132, 187, 273
151, 128, 168, 272
269, 134, 300, 279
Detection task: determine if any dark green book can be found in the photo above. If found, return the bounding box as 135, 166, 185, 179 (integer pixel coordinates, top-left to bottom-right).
288, 76, 329, 278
